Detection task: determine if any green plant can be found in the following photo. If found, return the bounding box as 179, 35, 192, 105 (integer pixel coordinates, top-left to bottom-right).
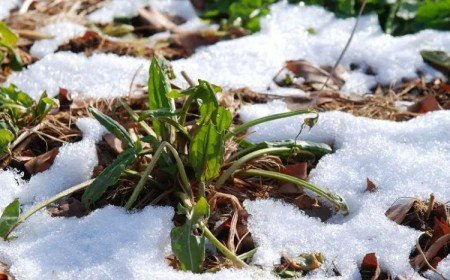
196, 0, 450, 35
0, 84, 58, 157
0, 21, 23, 70
0, 57, 347, 272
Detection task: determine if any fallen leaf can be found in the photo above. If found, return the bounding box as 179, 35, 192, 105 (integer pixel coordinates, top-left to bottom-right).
57, 87, 72, 110
283, 59, 345, 90
24, 147, 59, 175
408, 95, 442, 113
360, 253, 381, 280
411, 234, 450, 269
385, 198, 419, 225
48, 197, 88, 218
366, 178, 377, 193
169, 31, 221, 56
281, 162, 308, 180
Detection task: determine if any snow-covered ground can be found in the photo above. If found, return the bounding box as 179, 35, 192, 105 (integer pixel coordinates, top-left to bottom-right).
1, 106, 449, 279
1, 1, 449, 279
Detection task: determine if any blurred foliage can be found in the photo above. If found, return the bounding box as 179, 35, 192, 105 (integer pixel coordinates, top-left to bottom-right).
196, 0, 450, 35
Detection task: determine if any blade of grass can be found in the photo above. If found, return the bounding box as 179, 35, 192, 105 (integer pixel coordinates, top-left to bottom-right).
237, 169, 349, 215
225, 109, 316, 140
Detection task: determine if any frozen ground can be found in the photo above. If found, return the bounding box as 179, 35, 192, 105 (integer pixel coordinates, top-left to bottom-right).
4, 1, 450, 98
1, 105, 449, 279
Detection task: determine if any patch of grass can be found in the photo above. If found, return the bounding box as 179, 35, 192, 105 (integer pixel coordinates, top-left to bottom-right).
0, 57, 347, 274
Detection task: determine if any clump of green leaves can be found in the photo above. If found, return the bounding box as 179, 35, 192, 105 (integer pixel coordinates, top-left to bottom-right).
0, 56, 347, 273
0, 21, 23, 70
289, 0, 450, 35
196, 0, 449, 35
0, 84, 58, 156
199, 0, 276, 33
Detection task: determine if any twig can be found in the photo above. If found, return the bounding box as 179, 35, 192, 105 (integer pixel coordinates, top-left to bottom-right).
181, 71, 195, 87
415, 235, 447, 280
425, 193, 435, 220
319, 0, 367, 91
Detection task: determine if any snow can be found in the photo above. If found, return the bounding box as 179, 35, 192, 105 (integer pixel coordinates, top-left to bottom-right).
436, 257, 450, 278
4, 2, 448, 99
88, 0, 197, 23
5, 52, 149, 100
0, 118, 106, 209
239, 101, 450, 278
0, 104, 448, 279
30, 22, 87, 59
172, 2, 450, 94
0, 0, 20, 20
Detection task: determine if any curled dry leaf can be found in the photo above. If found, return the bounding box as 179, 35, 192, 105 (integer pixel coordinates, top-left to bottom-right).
408, 95, 442, 114
360, 253, 380, 280
281, 162, 308, 180
385, 198, 420, 225
281, 59, 345, 90
24, 147, 59, 175
48, 197, 88, 218
411, 217, 450, 270
57, 88, 72, 110
366, 178, 377, 193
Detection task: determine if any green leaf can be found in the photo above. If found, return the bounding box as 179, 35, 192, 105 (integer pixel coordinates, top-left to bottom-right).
214, 106, 232, 133
170, 197, 209, 273
244, 140, 332, 157
0, 199, 20, 240
89, 107, 134, 148
189, 123, 224, 181
148, 56, 174, 140
33, 91, 58, 122
138, 108, 178, 121
82, 147, 139, 208
0, 22, 19, 46
413, 0, 450, 31
420, 50, 450, 74
0, 128, 14, 154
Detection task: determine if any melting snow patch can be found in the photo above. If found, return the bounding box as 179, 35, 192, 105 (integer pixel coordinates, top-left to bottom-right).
88, 0, 197, 23
0, 0, 20, 20
30, 22, 87, 59
0, 118, 106, 209
5, 52, 149, 99
172, 2, 450, 94
0, 105, 449, 279
239, 102, 450, 278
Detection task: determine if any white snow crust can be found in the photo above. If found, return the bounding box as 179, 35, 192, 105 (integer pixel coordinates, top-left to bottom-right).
88, 0, 197, 23
1, 106, 449, 279
0, 0, 20, 20
0, 118, 106, 210
172, 2, 450, 94
6, 2, 448, 98
30, 22, 87, 59
6, 52, 149, 99
239, 101, 450, 278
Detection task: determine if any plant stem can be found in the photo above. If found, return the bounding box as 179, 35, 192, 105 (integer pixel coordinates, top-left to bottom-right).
200, 222, 248, 268
125, 142, 193, 210
237, 169, 349, 215
157, 117, 192, 141
6, 179, 94, 238
216, 147, 291, 188
225, 109, 315, 140
179, 94, 196, 126
119, 101, 157, 137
